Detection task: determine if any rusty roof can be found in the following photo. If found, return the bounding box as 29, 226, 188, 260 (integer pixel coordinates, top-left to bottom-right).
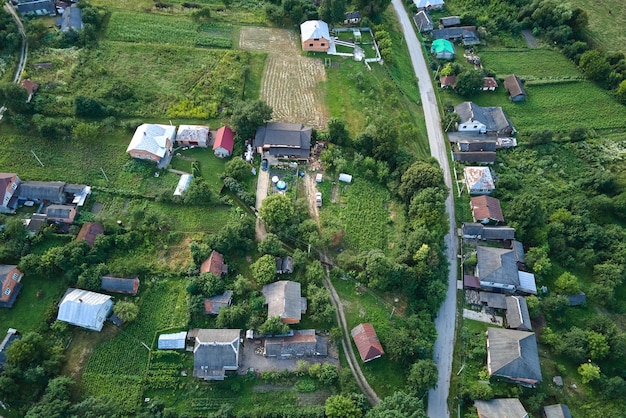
470, 195, 504, 223
351, 323, 384, 362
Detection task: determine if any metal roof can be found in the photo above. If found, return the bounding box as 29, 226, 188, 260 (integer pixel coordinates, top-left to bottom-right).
57, 288, 113, 331
127, 124, 175, 158
471, 196, 504, 223
487, 328, 541, 386
474, 398, 528, 418
351, 323, 384, 362
477, 246, 519, 287
300, 20, 330, 42
263, 281, 304, 323
158, 332, 188, 350
101, 276, 140, 295
506, 296, 532, 331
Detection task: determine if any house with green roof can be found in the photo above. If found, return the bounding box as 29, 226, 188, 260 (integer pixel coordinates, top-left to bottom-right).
431, 39, 455, 60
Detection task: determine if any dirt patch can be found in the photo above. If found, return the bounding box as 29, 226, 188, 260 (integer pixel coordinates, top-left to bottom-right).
161, 236, 193, 269
239, 27, 329, 130
91, 202, 103, 214
330, 184, 339, 203
62, 324, 119, 382
303, 172, 320, 228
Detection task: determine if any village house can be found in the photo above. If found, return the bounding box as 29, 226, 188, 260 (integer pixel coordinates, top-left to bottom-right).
440, 75, 456, 88
204, 290, 233, 315
464, 167, 495, 195
455, 102, 515, 135
431, 39, 455, 60
543, 404, 572, 418
0, 265, 24, 308
101, 276, 140, 296
46, 204, 77, 224
57, 288, 114, 331
432, 26, 480, 45
262, 280, 307, 324
300, 20, 331, 52
0, 173, 20, 213
505, 296, 532, 331
413, 10, 434, 32
504, 74, 527, 102
15, 0, 55, 16
414, 0, 444, 11
76, 222, 104, 247
486, 327, 542, 387
343, 11, 361, 25
191, 328, 241, 380
56, 4, 82, 32
176, 125, 209, 148
470, 195, 504, 224
474, 398, 529, 418
126, 124, 175, 167
476, 246, 536, 294
351, 323, 384, 362
254, 122, 312, 160
200, 250, 228, 277
213, 126, 235, 158
264, 329, 328, 358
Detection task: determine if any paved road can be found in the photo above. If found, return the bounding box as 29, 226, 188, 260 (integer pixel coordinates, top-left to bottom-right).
0, 2, 27, 121
391, 1, 458, 417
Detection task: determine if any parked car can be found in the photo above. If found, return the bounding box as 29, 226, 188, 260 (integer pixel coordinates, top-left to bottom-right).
315, 192, 322, 207
261, 160, 268, 171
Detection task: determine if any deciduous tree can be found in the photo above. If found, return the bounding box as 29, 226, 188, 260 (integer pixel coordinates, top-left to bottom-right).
113, 301, 139, 323
230, 100, 272, 140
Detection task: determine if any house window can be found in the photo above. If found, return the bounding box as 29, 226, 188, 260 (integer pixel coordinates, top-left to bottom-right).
4, 288, 10, 296
314, 38, 319, 41
309, 43, 314, 47
462, 125, 467, 129
12, 273, 18, 280
11, 182, 17, 190
321, 43, 325, 46
473, 125, 477, 128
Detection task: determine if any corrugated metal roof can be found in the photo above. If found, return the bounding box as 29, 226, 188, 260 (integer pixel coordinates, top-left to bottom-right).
127, 124, 175, 158
173, 174, 193, 196
57, 288, 113, 331
158, 332, 188, 350
351, 323, 384, 362
518, 271, 537, 294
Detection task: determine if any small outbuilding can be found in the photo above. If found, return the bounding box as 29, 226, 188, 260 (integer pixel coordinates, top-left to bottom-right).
413, 10, 434, 32
504, 75, 527, 102
177, 125, 209, 148
204, 290, 233, 315
482, 77, 498, 91
101, 276, 140, 296
200, 250, 228, 277
474, 398, 528, 418
264, 329, 328, 358
465, 167, 495, 195
351, 323, 384, 363
543, 404, 572, 418
431, 39, 455, 60
173, 174, 193, 197
57, 288, 113, 332
158, 332, 188, 350
213, 126, 235, 157
338, 173, 352, 183
439, 16, 461, 28
46, 204, 77, 224
76, 222, 104, 247
344, 11, 362, 25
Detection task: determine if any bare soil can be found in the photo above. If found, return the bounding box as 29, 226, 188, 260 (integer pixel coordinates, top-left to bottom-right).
239, 28, 329, 130
303, 172, 320, 227
61, 324, 119, 382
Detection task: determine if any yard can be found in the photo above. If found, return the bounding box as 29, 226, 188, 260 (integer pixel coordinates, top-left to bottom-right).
569, 0, 626, 53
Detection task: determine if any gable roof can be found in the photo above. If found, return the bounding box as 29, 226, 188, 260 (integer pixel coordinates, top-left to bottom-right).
543, 404, 572, 418
17, 181, 66, 203
57, 5, 83, 32
262, 280, 305, 323
345, 11, 361, 20
504, 75, 526, 98
127, 124, 175, 158
487, 328, 542, 386
455, 102, 513, 134
474, 398, 528, 418
479, 291, 507, 309
351, 323, 384, 362
471, 196, 504, 223
432, 27, 480, 45
46, 204, 76, 223
483, 77, 498, 89
439, 16, 461, 27
101, 276, 140, 295
264, 329, 327, 357
193, 329, 240, 380
459, 141, 496, 152
0, 265, 23, 308
506, 296, 532, 331
414, 0, 445, 8
300, 20, 330, 42
57, 288, 113, 331
254, 122, 312, 159
200, 250, 228, 276
158, 331, 187, 350
177, 125, 209, 146
431, 39, 455, 54
465, 167, 495, 193
440, 75, 456, 87
76, 222, 104, 247
213, 126, 234, 153
17, 0, 55, 15
477, 246, 519, 287
204, 290, 233, 315
0, 173, 19, 201
453, 151, 496, 163
413, 11, 434, 32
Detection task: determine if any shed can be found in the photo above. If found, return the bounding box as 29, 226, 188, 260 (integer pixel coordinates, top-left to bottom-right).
351, 323, 384, 362
17, 181, 66, 203
431, 39, 455, 60
453, 152, 496, 163
440, 75, 457, 88
177, 125, 209, 148
200, 250, 228, 277
158, 332, 188, 350
76, 222, 104, 247
439, 16, 461, 28
204, 290, 233, 315
505, 296, 532, 331
46, 204, 77, 223
174, 174, 193, 197
264, 329, 328, 358
57, 288, 113, 331
339, 173, 352, 183
344, 11, 362, 25
213, 126, 235, 157
483, 77, 498, 91
479, 291, 507, 309
504, 75, 526, 102
20, 79, 39, 102
474, 398, 528, 418
567, 292, 586, 306
101, 276, 140, 296
543, 404, 572, 418
16, 0, 55, 16
413, 10, 434, 32
414, 0, 445, 10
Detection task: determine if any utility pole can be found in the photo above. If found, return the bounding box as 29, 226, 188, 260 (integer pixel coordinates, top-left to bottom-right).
100, 167, 109, 182
31, 150, 44, 167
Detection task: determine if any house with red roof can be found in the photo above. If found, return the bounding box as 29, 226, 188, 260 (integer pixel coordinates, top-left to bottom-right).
470, 195, 504, 224
351, 323, 384, 362
0, 266, 24, 308
200, 250, 228, 277
213, 126, 234, 158
76, 222, 104, 247
0, 173, 20, 213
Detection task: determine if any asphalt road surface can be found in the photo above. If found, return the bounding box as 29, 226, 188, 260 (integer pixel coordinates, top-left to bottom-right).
391, 1, 459, 417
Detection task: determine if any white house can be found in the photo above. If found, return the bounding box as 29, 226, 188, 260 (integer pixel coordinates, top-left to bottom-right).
414, 0, 445, 10
126, 124, 176, 165
465, 167, 495, 195
300, 20, 331, 52
57, 288, 113, 331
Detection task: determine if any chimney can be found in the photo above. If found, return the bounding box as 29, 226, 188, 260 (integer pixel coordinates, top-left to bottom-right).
78, 298, 83, 303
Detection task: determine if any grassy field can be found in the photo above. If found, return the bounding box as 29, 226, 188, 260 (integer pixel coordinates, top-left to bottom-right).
80, 278, 189, 414
569, 0, 626, 52
479, 49, 583, 80
106, 11, 233, 48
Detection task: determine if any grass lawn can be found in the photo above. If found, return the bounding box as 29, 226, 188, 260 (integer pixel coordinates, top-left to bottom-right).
331, 276, 406, 398
479, 48, 583, 80
569, 0, 626, 53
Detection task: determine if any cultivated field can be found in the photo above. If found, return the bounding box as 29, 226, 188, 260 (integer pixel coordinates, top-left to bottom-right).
239, 27, 330, 130
479, 49, 582, 79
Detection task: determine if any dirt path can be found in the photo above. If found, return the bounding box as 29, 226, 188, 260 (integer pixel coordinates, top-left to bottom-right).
255, 167, 270, 241
521, 30, 539, 48
0, 2, 27, 121
323, 268, 381, 406
303, 172, 320, 227
239, 27, 329, 130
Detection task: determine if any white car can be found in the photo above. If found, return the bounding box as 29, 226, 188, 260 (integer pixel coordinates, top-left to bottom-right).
315, 192, 322, 207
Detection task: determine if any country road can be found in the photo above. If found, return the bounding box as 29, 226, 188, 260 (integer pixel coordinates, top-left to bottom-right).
391, 1, 459, 417
0, 2, 28, 120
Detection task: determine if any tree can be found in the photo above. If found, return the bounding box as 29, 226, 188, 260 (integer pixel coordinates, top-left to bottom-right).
25, 376, 73, 418
233, 274, 254, 298
355, 0, 391, 18
230, 100, 272, 140
526, 295, 541, 318
464, 381, 493, 401
527, 130, 553, 146
586, 331, 610, 361
554, 272, 580, 294
398, 160, 445, 204
325, 394, 362, 418
251, 254, 277, 285
224, 158, 251, 181
259, 194, 295, 234
407, 359, 438, 396
318, 363, 339, 385
75, 96, 108, 118
258, 233, 285, 256
366, 391, 426, 418
327, 118, 350, 146
455, 70, 484, 97
617, 80, 626, 105
258, 316, 289, 336
72, 122, 101, 141
578, 362, 601, 384
113, 301, 139, 323
184, 178, 213, 205
579, 50, 611, 85
0, 82, 29, 113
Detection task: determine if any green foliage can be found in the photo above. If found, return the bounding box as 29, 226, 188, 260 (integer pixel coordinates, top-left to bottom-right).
398, 160, 445, 204
554, 271, 580, 294
223, 177, 255, 207
230, 100, 273, 141
224, 158, 252, 182
75, 96, 109, 118
526, 295, 541, 318
578, 362, 601, 384
406, 359, 438, 396
307, 284, 335, 325
327, 118, 351, 147
0, 82, 29, 113
463, 381, 493, 401
325, 394, 362, 418
260, 194, 295, 235
208, 209, 256, 255
113, 300, 140, 323
319, 0, 346, 24
258, 233, 285, 257
183, 178, 213, 205
251, 254, 277, 285
365, 391, 426, 418
258, 316, 289, 336
617, 80, 626, 104
455, 70, 484, 97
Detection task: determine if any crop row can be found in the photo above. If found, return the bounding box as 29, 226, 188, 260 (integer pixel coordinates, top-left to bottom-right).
479, 48, 581, 79
81, 373, 143, 414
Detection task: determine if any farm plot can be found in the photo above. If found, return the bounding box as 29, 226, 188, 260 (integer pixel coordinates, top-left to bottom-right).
239, 27, 329, 130
105, 11, 232, 48
479, 49, 582, 80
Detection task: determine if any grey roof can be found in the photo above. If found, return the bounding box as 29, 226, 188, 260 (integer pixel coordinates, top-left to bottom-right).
101, 276, 140, 295
57, 288, 113, 331
477, 246, 519, 287
264, 329, 327, 357
459, 141, 496, 152
276, 256, 294, 274
432, 27, 480, 45
345, 11, 361, 20
0, 329, 20, 371
16, 0, 55, 15
262, 281, 305, 323
474, 398, 528, 418
455, 102, 514, 135
464, 224, 516, 241
439, 16, 461, 27
512, 240, 525, 263
57, 5, 83, 32
543, 404, 572, 418
158, 331, 187, 350
17, 181, 66, 203
479, 291, 507, 309
453, 151, 496, 163
567, 292, 586, 306
204, 290, 233, 315
254, 122, 312, 159
487, 328, 542, 386
193, 329, 240, 380
506, 296, 532, 330
45, 205, 75, 221
413, 11, 434, 32
462, 222, 484, 237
